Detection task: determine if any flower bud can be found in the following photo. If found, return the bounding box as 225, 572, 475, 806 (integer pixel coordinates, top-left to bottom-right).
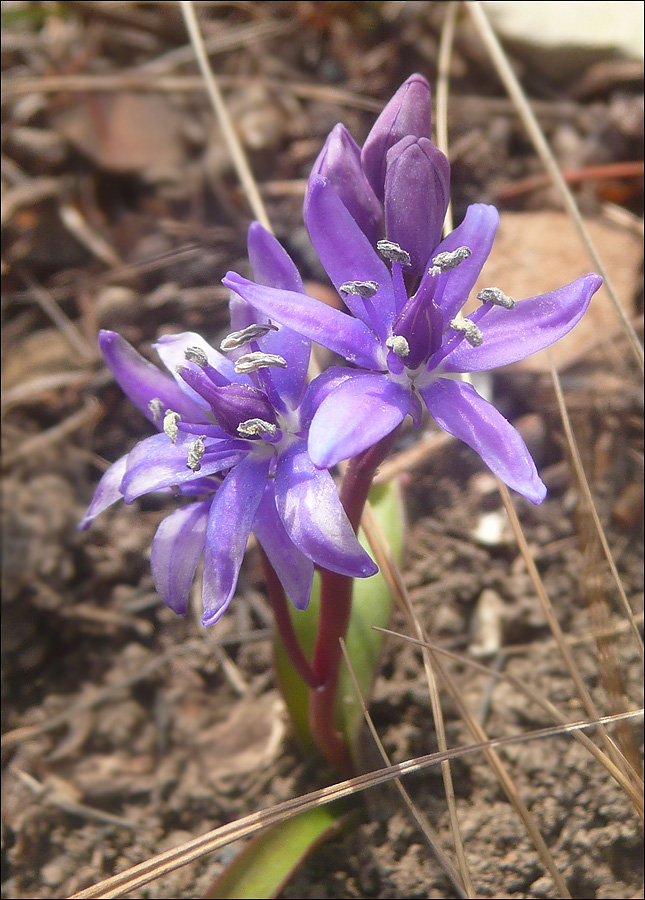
384, 136, 450, 275
360, 73, 432, 200
307, 124, 383, 245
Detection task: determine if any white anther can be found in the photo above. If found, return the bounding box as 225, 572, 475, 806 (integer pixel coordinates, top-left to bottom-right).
184, 346, 208, 366
377, 240, 412, 266
220, 322, 279, 353
237, 418, 277, 437
149, 398, 164, 424
386, 334, 410, 358
429, 246, 471, 276
339, 280, 379, 298
477, 287, 515, 309
163, 410, 181, 443
450, 318, 483, 347
186, 436, 206, 472
234, 351, 287, 374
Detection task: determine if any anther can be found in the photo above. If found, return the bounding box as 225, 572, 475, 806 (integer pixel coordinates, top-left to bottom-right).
386, 334, 410, 358
149, 398, 164, 424
377, 240, 412, 267
450, 318, 483, 347
477, 287, 515, 309
186, 436, 206, 472
237, 418, 277, 438
220, 322, 279, 353
184, 346, 208, 367
429, 246, 471, 276
163, 410, 181, 443
234, 351, 287, 374
339, 280, 379, 298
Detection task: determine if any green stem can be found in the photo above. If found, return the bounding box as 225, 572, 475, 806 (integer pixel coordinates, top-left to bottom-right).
309, 428, 401, 774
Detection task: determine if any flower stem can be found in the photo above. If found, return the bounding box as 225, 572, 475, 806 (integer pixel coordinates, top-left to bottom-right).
259, 548, 320, 690
309, 428, 401, 773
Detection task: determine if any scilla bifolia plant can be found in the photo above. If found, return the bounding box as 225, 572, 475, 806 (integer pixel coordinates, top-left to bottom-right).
83, 75, 601, 777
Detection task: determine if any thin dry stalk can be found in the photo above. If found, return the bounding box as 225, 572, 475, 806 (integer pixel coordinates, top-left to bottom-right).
15, 267, 96, 363
465, 0, 644, 374
339, 639, 471, 900
375, 629, 644, 816
0, 73, 384, 112
1, 398, 102, 469
548, 352, 644, 665
69, 712, 642, 900
497, 481, 639, 784
362, 504, 475, 896
436, 0, 461, 235
360, 504, 571, 898
178, 0, 271, 231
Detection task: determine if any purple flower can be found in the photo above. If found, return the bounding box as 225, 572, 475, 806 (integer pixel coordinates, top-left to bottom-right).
222, 74, 602, 505
223, 182, 602, 506
309, 73, 449, 276
81, 225, 376, 625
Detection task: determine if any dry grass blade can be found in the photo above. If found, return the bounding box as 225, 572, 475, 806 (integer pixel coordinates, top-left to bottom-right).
497, 480, 641, 784
339, 638, 471, 899
69, 711, 642, 900
548, 351, 644, 666
178, 0, 271, 231
360, 504, 571, 898
15, 267, 96, 363
1, 398, 102, 470
374, 629, 644, 816
436, 0, 460, 235
0, 73, 383, 112
361, 502, 475, 896
465, 0, 644, 374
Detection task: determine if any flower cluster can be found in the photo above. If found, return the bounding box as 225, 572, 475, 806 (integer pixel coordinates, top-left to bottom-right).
81, 225, 376, 625
83, 74, 601, 624
224, 74, 602, 504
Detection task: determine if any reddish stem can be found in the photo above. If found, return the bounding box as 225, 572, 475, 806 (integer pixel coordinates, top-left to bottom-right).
309, 428, 400, 774
260, 549, 320, 690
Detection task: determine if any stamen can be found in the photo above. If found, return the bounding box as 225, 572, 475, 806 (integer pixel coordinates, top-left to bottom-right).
237, 418, 277, 438
450, 318, 483, 347
148, 398, 163, 425
429, 246, 471, 276
163, 410, 180, 443
339, 280, 379, 298
184, 346, 208, 367
234, 351, 287, 374
186, 436, 206, 472
377, 240, 412, 267
477, 287, 515, 309
220, 322, 279, 353
386, 334, 410, 358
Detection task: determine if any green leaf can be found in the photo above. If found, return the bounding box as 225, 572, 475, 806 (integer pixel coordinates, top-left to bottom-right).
204, 803, 352, 899
338, 480, 405, 760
